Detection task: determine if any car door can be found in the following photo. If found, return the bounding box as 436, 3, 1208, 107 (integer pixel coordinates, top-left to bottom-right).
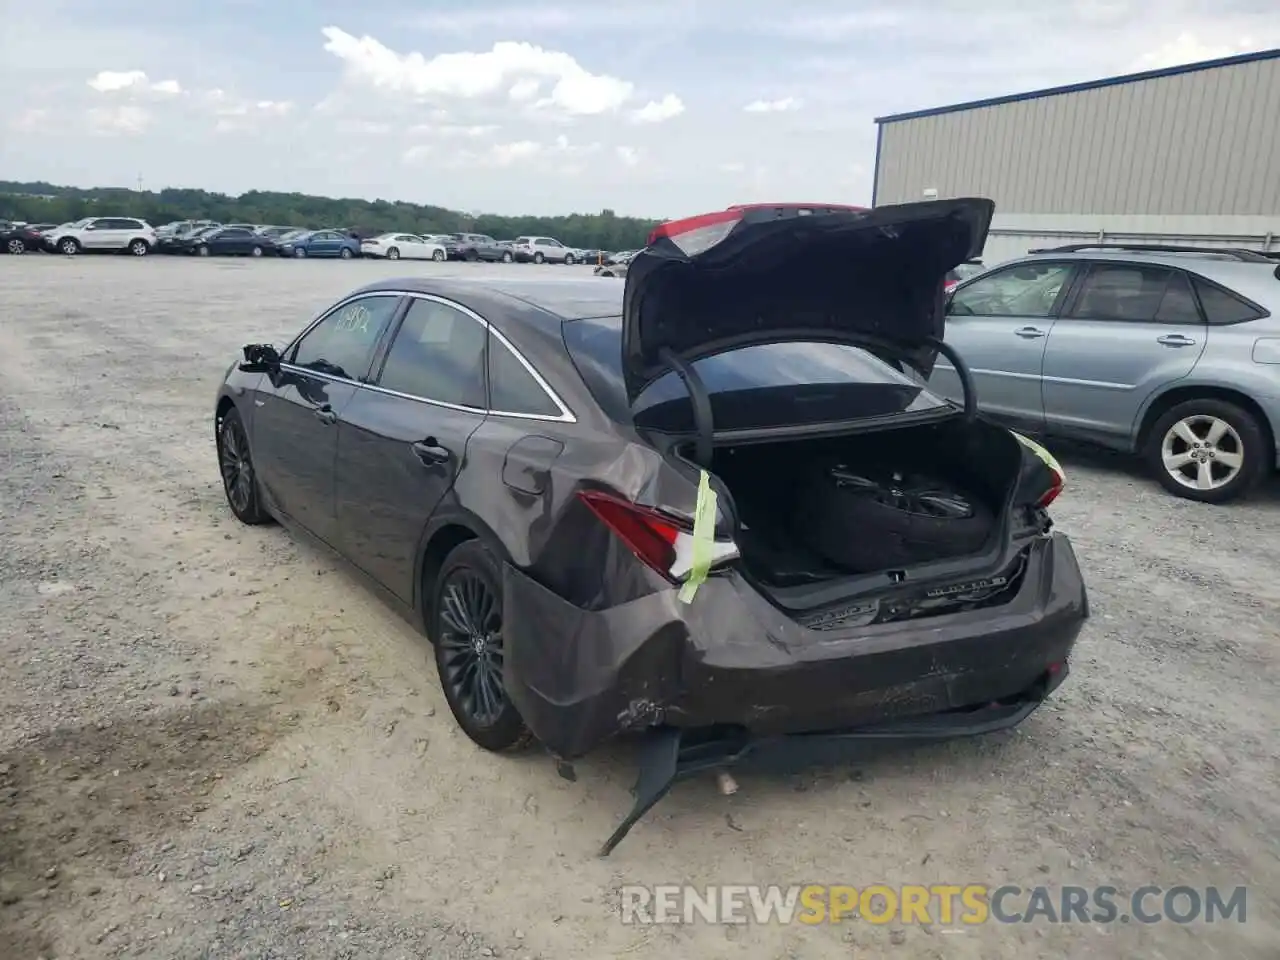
399, 235, 427, 259
80, 219, 111, 250
252, 294, 404, 546
306, 231, 334, 257
543, 239, 567, 263
1041, 261, 1207, 441
930, 260, 1077, 432
220, 227, 252, 254
335, 295, 490, 601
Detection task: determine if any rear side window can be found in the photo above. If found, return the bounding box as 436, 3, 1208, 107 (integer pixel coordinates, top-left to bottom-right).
562, 315, 949, 431
488, 341, 560, 416
1192, 277, 1266, 324
376, 298, 487, 408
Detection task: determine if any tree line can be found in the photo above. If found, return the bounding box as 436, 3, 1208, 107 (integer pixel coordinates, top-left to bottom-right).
0, 180, 664, 251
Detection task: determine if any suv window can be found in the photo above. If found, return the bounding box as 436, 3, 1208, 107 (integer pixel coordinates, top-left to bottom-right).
376, 298, 488, 408
1192, 276, 1266, 324
948, 262, 1074, 318
1069, 264, 1202, 324
289, 295, 401, 380
488, 339, 560, 417
222, 228, 250, 237
514, 237, 531, 244
541, 239, 563, 247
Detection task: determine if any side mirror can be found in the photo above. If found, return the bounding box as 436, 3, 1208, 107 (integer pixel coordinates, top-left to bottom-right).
239, 343, 281, 373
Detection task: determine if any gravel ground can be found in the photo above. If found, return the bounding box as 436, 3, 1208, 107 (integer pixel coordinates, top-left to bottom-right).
0, 254, 1277, 960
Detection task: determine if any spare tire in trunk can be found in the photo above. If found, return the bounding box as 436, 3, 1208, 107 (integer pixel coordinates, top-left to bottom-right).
793, 465, 993, 571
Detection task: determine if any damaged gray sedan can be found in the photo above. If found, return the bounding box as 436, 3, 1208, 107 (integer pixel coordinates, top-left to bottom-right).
214, 197, 1089, 854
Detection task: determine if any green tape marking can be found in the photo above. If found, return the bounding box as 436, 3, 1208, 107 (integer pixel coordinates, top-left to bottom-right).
678, 469, 717, 604
1011, 431, 1065, 480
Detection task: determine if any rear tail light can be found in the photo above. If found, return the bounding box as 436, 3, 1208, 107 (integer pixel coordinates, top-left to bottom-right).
1011, 432, 1065, 509
576, 489, 739, 582
647, 209, 743, 254
1038, 468, 1065, 508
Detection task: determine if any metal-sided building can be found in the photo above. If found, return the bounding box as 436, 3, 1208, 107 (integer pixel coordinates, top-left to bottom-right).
872, 49, 1280, 265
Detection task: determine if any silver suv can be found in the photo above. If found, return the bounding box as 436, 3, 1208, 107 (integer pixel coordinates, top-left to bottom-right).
932, 244, 1280, 503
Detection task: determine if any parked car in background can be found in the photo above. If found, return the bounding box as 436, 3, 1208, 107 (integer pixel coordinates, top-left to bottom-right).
512, 236, 576, 264
278, 229, 361, 259
575, 249, 609, 265
360, 233, 448, 261
255, 226, 298, 240
181, 226, 279, 258
935, 243, 1280, 503
46, 217, 156, 256
156, 219, 218, 240
451, 233, 513, 262
1, 220, 48, 254
157, 225, 219, 255
593, 251, 633, 278
422, 234, 461, 259
603, 249, 636, 265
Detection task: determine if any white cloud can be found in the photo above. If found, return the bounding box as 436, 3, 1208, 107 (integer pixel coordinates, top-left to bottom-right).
631, 94, 685, 123
87, 104, 151, 135
743, 97, 802, 113
10, 108, 51, 133
719, 161, 746, 174
1133, 32, 1260, 70
320, 26, 647, 116
87, 70, 182, 95
616, 145, 640, 166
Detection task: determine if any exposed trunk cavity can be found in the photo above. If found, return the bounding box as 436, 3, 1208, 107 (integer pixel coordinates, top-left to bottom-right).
690, 417, 1026, 606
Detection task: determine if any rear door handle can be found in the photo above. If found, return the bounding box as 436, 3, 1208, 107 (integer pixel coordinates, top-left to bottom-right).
411, 439, 452, 465
1015, 326, 1047, 339
313, 404, 338, 425
1156, 334, 1197, 346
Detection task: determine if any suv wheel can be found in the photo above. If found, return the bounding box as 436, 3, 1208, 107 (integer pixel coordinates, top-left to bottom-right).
501, 250, 513, 263
564, 253, 576, 265
432, 249, 445, 262
533, 251, 545, 264
128, 239, 150, 256
1144, 398, 1267, 503
58, 237, 81, 255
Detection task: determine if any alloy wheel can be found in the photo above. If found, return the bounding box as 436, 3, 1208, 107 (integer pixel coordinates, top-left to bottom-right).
6, 239, 24, 255
437, 569, 507, 727
1160, 415, 1244, 492
219, 417, 254, 516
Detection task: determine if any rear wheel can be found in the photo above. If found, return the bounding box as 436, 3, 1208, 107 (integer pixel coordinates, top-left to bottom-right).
128, 238, 150, 256
1144, 399, 1267, 503
217, 407, 271, 525
431, 540, 532, 753
564, 253, 576, 265
501, 250, 513, 263
340, 247, 354, 260
387, 247, 400, 260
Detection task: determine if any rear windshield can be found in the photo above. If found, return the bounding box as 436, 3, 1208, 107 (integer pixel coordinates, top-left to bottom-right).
562, 315, 951, 432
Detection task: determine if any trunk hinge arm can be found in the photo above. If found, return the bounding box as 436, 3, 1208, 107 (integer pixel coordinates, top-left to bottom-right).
658, 346, 714, 468
924, 336, 977, 421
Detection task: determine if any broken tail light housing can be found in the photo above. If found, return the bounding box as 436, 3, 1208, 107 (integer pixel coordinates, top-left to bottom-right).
576, 489, 739, 582
1038, 467, 1065, 508
647, 209, 743, 255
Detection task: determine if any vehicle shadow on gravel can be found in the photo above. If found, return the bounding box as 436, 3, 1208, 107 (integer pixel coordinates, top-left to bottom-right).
0, 700, 280, 956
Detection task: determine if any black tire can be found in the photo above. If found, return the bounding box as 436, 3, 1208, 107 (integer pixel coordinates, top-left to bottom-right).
795, 468, 993, 571
1143, 398, 1267, 503
216, 407, 272, 525
431, 540, 533, 753
294, 247, 307, 258
432, 249, 445, 262
533, 252, 545, 264
250, 245, 264, 258
6, 238, 26, 255
340, 247, 354, 259
128, 238, 150, 256
501, 250, 513, 263
387, 247, 400, 260
58, 237, 80, 255
465, 249, 479, 262
564, 253, 576, 265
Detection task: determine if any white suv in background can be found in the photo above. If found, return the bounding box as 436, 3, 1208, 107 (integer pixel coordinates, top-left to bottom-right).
48, 217, 157, 256
512, 236, 576, 264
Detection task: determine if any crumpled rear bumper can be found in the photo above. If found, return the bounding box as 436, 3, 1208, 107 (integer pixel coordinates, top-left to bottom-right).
503, 532, 1087, 761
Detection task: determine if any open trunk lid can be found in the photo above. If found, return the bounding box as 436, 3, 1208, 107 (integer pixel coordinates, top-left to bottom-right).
619, 198, 995, 405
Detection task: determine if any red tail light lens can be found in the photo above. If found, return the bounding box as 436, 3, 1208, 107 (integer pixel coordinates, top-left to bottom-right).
1038, 469, 1065, 508
577, 490, 682, 577
647, 209, 743, 254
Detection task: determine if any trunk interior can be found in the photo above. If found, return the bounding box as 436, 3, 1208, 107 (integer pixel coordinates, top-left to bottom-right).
687, 416, 1025, 600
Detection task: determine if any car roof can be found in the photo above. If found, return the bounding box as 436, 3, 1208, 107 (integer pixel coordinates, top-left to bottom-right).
1014, 249, 1280, 307
350, 276, 624, 324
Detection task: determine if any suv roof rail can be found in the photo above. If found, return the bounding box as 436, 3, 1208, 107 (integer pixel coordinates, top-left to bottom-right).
1028, 243, 1274, 263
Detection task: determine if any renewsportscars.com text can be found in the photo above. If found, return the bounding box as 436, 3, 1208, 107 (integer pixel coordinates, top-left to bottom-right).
619, 884, 1248, 926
